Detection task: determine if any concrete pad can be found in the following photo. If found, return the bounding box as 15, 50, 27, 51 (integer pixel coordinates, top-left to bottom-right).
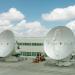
0, 58, 75, 75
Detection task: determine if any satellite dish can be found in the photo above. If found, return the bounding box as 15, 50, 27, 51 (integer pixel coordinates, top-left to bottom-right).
0, 30, 15, 57
44, 26, 75, 60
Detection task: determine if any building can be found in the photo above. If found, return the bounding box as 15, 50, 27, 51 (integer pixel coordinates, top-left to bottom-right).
15, 37, 75, 58
15, 37, 47, 57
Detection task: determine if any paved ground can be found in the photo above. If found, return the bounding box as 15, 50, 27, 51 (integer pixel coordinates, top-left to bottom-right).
0, 58, 75, 75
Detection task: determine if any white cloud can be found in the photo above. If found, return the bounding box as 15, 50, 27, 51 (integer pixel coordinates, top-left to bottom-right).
42, 5, 75, 21
0, 8, 48, 37
0, 8, 25, 21
0, 8, 25, 34
13, 20, 47, 37
0, 8, 25, 30
25, 21, 47, 37
66, 20, 75, 30
66, 20, 75, 37
0, 20, 10, 26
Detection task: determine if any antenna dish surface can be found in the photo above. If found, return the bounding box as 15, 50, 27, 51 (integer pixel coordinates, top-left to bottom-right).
0, 30, 15, 57
44, 26, 75, 60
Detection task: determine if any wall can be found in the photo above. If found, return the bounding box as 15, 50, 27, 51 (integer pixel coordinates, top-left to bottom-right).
15, 37, 47, 56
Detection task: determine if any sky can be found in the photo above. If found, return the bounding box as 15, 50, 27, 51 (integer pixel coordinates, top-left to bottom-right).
0, 0, 75, 37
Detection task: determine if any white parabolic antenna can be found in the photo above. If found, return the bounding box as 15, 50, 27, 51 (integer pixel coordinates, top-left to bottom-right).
44, 26, 75, 60
0, 30, 15, 57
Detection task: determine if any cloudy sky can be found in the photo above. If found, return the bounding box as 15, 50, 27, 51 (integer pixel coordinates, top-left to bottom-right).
0, 0, 75, 37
